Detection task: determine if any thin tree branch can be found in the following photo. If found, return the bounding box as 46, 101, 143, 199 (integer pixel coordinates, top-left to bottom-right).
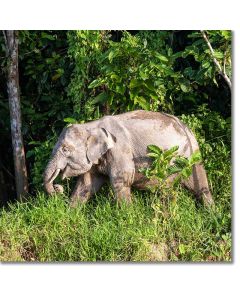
200, 30, 231, 91
223, 48, 227, 75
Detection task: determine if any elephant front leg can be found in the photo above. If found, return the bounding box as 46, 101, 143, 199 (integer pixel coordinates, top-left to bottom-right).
113, 183, 132, 203
111, 172, 134, 204
70, 172, 106, 207
106, 146, 135, 204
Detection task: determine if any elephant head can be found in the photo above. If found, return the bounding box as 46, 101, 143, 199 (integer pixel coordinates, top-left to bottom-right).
44, 125, 116, 194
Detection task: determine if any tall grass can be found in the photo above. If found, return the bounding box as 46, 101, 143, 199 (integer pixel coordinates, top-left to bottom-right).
0, 185, 231, 262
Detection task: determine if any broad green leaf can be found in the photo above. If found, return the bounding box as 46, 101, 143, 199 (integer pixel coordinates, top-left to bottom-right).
26, 150, 35, 158
110, 74, 121, 82
149, 93, 159, 101
28, 141, 41, 145
163, 146, 179, 158
46, 58, 54, 64
108, 50, 119, 62
64, 117, 78, 124
214, 51, 224, 59
192, 39, 204, 47
147, 152, 160, 158
172, 51, 183, 60
41, 32, 55, 40
88, 78, 104, 89
139, 69, 149, 80
183, 67, 195, 78
180, 83, 189, 93
155, 53, 168, 62
202, 61, 211, 69
179, 78, 191, 93
115, 85, 126, 95
92, 92, 108, 104
147, 145, 162, 154
183, 95, 197, 103
129, 79, 142, 89
181, 167, 192, 178
167, 165, 182, 176
134, 96, 150, 110
157, 64, 174, 75
167, 47, 173, 56
174, 157, 189, 168
189, 150, 202, 165
144, 80, 155, 92
221, 30, 231, 40
108, 51, 114, 62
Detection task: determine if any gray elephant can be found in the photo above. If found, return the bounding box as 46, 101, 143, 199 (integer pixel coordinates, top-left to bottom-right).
44, 110, 213, 207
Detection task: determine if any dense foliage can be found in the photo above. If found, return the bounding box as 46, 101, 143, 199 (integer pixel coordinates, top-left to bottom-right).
0, 30, 231, 261
68, 30, 231, 118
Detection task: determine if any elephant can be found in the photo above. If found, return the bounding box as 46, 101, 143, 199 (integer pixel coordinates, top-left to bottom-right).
44, 110, 213, 207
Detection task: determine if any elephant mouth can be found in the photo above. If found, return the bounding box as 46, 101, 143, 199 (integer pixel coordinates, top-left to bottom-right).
44, 161, 91, 195
46, 164, 91, 190
47, 167, 68, 184
60, 165, 82, 180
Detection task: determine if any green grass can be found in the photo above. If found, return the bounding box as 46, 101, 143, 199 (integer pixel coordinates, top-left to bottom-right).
0, 185, 231, 262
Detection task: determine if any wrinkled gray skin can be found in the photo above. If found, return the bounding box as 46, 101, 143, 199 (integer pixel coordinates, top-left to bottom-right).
44, 110, 213, 207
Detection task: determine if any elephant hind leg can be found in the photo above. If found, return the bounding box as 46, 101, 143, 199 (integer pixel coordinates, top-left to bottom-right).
182, 163, 214, 207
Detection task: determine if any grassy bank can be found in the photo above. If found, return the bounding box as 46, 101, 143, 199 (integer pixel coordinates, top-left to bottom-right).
0, 185, 231, 262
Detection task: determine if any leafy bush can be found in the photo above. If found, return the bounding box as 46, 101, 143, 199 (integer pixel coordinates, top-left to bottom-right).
180, 105, 231, 200
181, 31, 231, 86
88, 31, 175, 112
27, 135, 57, 191
67, 30, 111, 120
140, 145, 201, 190
67, 30, 231, 119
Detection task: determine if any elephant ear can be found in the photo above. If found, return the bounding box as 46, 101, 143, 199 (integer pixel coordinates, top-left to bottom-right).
86, 128, 116, 163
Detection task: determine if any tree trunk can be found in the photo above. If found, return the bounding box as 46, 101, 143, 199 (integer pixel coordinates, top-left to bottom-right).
3, 30, 28, 200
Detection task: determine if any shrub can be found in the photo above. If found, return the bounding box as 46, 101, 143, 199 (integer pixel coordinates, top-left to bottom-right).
27, 135, 57, 191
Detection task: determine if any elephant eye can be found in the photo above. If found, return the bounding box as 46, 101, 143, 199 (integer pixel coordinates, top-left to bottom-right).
62, 146, 71, 156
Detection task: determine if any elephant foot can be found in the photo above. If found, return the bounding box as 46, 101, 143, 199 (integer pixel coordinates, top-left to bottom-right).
201, 191, 215, 208
115, 187, 132, 204
53, 184, 64, 194
69, 200, 78, 208
69, 195, 89, 208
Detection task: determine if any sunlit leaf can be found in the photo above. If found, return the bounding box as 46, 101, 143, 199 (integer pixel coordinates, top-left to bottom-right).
147, 145, 162, 154
63, 117, 78, 124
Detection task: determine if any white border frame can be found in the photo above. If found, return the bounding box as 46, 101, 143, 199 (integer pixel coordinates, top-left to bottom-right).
0, 1, 239, 299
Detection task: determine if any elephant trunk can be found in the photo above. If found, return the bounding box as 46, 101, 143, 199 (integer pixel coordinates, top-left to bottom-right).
44, 154, 64, 194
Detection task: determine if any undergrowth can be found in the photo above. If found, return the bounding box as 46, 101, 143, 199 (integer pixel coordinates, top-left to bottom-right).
0, 186, 231, 262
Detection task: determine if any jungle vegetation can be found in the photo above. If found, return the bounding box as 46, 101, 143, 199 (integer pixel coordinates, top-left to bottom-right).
0, 30, 231, 261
